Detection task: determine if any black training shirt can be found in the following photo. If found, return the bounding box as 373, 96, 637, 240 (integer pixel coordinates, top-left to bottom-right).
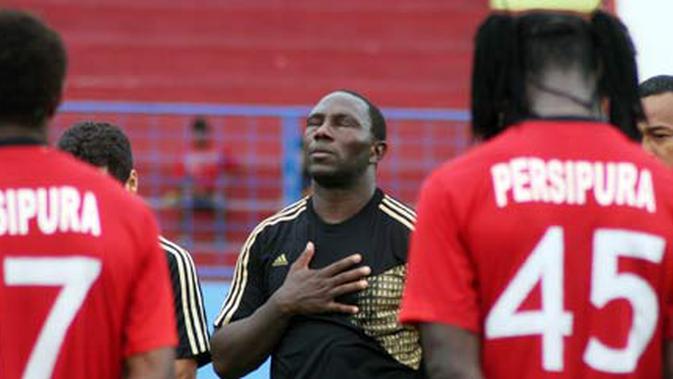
215, 189, 424, 379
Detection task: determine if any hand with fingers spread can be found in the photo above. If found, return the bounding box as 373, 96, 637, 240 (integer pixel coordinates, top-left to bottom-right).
271, 241, 371, 316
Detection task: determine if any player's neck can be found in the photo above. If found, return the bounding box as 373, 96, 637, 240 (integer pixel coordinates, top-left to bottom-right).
529, 98, 602, 119
0, 124, 47, 143
311, 175, 377, 224
527, 69, 604, 119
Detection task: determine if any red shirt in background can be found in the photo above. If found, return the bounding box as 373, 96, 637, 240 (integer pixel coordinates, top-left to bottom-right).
175, 144, 236, 194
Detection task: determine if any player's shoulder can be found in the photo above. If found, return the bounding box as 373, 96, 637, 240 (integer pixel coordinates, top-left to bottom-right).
245, 196, 310, 244
377, 191, 416, 232
159, 235, 194, 264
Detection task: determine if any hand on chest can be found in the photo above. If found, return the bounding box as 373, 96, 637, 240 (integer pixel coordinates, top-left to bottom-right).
266, 238, 374, 294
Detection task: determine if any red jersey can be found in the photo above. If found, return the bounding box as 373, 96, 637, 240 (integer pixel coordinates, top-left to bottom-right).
400, 120, 673, 378
175, 145, 236, 193
0, 145, 177, 379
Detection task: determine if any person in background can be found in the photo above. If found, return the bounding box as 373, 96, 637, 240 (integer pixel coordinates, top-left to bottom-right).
0, 9, 176, 379
638, 75, 673, 166
171, 117, 236, 244
58, 121, 211, 379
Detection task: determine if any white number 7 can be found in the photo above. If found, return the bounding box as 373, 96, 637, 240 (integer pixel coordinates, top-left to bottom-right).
485, 227, 664, 373
4, 257, 102, 379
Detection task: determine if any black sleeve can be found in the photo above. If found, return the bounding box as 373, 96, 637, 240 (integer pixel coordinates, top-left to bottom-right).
213, 232, 268, 328
164, 244, 212, 366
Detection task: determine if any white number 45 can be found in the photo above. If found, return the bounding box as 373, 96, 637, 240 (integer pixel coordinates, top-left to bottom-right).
4, 257, 101, 379
485, 227, 664, 374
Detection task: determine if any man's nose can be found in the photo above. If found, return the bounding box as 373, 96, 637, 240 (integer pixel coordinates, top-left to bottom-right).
313, 121, 333, 139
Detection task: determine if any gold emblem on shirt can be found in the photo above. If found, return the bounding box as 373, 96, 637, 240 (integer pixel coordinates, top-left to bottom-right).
350, 264, 422, 370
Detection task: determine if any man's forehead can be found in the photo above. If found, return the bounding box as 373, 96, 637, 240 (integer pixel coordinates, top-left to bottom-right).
642, 93, 673, 126
309, 92, 369, 118
642, 92, 673, 111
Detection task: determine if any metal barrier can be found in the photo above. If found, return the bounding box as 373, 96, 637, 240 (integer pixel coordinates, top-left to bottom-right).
51, 101, 471, 279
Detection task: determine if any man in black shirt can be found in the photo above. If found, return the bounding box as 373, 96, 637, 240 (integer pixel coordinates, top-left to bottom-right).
211, 90, 423, 378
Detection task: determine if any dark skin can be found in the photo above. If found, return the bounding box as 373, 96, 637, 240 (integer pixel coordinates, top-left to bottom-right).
0, 124, 47, 142
423, 66, 673, 378
210, 92, 387, 378
666, 342, 673, 379
0, 93, 58, 142
124, 348, 175, 379
420, 324, 482, 379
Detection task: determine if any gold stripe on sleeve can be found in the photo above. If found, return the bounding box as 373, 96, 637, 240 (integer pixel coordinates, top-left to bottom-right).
214, 199, 308, 327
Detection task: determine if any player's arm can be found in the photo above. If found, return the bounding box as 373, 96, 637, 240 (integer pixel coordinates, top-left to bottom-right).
125, 347, 175, 379
124, 209, 179, 379
399, 172, 482, 378
665, 340, 673, 378
420, 323, 483, 379
174, 359, 197, 379
211, 241, 370, 379
163, 240, 211, 378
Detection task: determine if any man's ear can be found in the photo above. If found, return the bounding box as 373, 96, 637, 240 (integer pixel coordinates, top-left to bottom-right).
370, 141, 388, 165
125, 169, 139, 193
597, 94, 607, 115
45, 92, 63, 120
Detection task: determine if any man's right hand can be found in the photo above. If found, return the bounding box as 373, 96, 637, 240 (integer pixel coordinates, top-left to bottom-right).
270, 241, 370, 315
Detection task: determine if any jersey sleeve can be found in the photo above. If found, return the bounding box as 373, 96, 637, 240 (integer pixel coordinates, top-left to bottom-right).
399, 172, 480, 333
124, 209, 178, 357
164, 243, 211, 366
213, 232, 267, 328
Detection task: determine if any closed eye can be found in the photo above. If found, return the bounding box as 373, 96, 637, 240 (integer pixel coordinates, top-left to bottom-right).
646, 126, 673, 140
306, 115, 323, 128
333, 114, 359, 127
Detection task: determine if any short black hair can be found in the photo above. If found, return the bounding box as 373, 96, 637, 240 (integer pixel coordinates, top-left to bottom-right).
336, 90, 387, 141
0, 10, 67, 128
58, 121, 133, 183
472, 11, 643, 141
639, 75, 673, 98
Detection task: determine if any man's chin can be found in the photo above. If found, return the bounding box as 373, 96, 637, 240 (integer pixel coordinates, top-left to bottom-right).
311, 171, 354, 189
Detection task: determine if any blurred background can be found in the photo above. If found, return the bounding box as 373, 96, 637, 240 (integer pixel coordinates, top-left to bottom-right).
5, 0, 672, 377
11, 0, 481, 280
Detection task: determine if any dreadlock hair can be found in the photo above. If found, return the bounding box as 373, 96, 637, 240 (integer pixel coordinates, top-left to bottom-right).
471, 10, 643, 141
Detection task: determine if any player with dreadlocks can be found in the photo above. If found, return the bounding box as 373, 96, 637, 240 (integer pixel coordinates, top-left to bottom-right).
400, 1, 673, 378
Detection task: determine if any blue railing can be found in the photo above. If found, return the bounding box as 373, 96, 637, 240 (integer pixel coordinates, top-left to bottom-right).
55, 100, 471, 280
60, 100, 470, 204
